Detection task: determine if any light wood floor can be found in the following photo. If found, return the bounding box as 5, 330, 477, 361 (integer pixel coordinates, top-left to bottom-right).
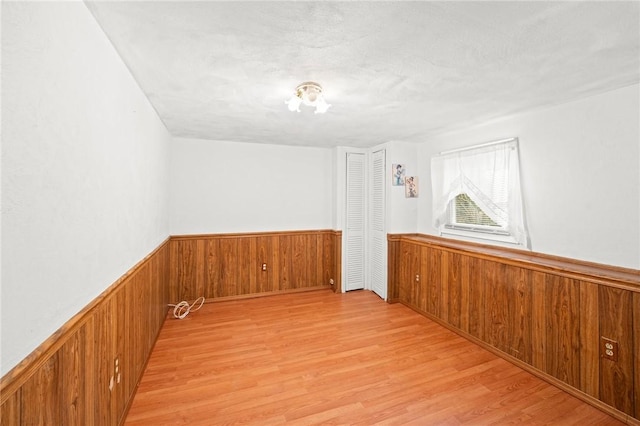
125, 289, 623, 425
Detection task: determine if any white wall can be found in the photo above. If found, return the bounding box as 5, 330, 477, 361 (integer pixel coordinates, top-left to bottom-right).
385, 141, 419, 234
417, 84, 640, 269
169, 138, 334, 234
1, 2, 171, 375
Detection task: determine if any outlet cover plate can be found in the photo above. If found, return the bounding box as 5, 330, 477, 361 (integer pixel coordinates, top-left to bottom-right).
600, 336, 619, 362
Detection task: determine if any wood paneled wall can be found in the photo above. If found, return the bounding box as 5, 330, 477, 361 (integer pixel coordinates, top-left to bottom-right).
0, 229, 341, 425
169, 230, 342, 302
388, 234, 640, 424
0, 240, 170, 426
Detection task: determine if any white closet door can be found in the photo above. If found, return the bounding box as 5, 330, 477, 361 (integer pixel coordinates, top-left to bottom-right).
345, 152, 365, 291
370, 149, 387, 299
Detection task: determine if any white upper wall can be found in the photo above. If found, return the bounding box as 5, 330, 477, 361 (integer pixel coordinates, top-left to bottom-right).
385, 141, 419, 234
1, 2, 171, 375
169, 138, 334, 234
417, 84, 640, 269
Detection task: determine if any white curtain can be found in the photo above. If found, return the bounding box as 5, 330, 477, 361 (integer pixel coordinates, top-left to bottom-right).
431, 139, 528, 247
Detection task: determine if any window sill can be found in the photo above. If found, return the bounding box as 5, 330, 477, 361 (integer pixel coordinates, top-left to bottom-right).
440, 226, 529, 250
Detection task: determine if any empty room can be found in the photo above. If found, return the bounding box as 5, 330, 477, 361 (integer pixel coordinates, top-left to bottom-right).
2, 1, 639, 425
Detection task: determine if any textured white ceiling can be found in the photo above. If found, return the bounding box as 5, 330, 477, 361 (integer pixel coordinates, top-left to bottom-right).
85, 1, 639, 148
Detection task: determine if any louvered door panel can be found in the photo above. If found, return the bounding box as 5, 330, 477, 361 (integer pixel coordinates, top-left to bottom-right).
345, 152, 365, 291
370, 149, 386, 299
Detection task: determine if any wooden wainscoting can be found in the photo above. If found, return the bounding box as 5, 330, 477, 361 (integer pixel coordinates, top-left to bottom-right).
388, 234, 640, 425
169, 230, 342, 303
0, 240, 170, 426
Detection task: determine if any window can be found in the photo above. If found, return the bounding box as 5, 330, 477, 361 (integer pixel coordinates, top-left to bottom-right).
430, 138, 529, 248
452, 193, 500, 228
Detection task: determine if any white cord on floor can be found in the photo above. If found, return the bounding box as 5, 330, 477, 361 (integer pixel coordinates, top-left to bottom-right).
168, 296, 205, 319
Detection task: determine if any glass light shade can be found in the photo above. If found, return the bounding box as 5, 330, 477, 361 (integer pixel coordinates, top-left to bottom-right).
314, 97, 331, 114
285, 82, 331, 114
285, 96, 302, 112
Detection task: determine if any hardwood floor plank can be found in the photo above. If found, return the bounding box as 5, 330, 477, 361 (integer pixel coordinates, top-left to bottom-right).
125, 290, 624, 425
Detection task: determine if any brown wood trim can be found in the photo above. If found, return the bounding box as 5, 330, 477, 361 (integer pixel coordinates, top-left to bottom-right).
634, 292, 640, 422
397, 300, 638, 425
390, 233, 640, 291
170, 229, 339, 240
0, 238, 171, 405
333, 230, 342, 293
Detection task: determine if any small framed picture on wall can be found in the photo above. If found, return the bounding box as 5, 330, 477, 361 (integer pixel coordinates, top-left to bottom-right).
405, 176, 418, 198
392, 164, 405, 186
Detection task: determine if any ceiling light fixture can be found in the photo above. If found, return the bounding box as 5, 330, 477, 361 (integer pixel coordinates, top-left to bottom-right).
285, 81, 331, 114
